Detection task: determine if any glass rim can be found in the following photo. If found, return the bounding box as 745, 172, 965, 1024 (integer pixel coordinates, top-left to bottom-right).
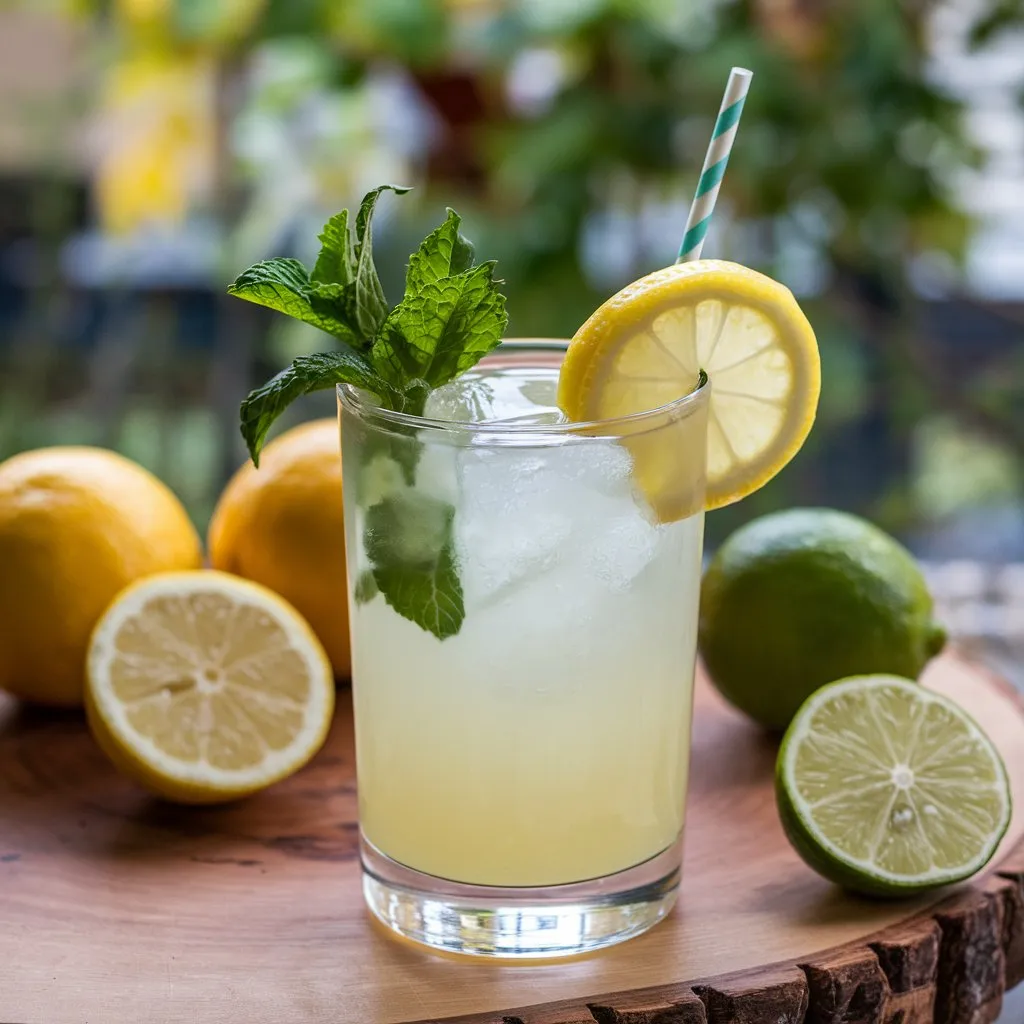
336, 340, 710, 436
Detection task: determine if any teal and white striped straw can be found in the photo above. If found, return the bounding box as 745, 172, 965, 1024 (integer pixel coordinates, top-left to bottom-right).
676, 67, 752, 263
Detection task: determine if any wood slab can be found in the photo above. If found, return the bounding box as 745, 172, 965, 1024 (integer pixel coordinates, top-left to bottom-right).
1, 652, 1022, 1024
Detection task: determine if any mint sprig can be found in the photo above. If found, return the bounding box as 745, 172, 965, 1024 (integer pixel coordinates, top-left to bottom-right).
228, 186, 508, 640
240, 349, 399, 466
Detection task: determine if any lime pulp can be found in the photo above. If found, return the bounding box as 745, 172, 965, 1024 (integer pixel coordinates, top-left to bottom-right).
776, 674, 1011, 897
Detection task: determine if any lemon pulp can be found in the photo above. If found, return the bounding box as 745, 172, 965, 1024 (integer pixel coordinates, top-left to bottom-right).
86, 570, 334, 804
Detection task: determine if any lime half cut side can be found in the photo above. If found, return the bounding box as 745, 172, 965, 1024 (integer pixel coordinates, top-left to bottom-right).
776, 674, 1012, 897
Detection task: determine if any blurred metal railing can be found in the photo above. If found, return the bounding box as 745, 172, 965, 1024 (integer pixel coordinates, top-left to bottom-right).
921, 560, 1024, 692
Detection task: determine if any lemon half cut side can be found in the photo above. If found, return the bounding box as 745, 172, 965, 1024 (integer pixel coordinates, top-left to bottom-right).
86, 570, 335, 804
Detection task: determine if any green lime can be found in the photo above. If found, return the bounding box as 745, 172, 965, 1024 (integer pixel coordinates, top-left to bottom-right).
699, 508, 947, 731
776, 674, 1011, 897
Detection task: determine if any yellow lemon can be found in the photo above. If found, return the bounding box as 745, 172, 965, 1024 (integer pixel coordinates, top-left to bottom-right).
558, 260, 820, 518
208, 419, 350, 678
0, 447, 202, 707
95, 50, 215, 234
86, 570, 334, 804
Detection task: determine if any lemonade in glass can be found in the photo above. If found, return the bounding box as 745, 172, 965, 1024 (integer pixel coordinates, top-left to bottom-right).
339, 345, 709, 954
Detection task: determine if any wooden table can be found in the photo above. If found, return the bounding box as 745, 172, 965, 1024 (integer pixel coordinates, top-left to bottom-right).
1, 649, 1022, 1024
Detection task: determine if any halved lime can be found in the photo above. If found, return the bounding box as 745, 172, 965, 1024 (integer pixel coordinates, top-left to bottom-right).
776, 674, 1012, 897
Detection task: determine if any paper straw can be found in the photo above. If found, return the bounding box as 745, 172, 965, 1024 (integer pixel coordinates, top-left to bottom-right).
676, 67, 752, 263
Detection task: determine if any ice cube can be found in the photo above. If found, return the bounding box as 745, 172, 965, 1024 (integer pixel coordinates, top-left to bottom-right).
467, 560, 605, 686
584, 512, 661, 591
457, 447, 548, 517
412, 441, 460, 507
424, 368, 565, 425
453, 445, 575, 604
544, 440, 635, 497
424, 374, 500, 423
452, 436, 660, 607
457, 508, 572, 605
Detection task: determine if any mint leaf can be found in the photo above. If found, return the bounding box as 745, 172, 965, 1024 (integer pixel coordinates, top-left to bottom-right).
305, 210, 365, 341
307, 280, 356, 334
228, 258, 359, 344
391, 378, 429, 417
353, 570, 378, 605
372, 260, 508, 388
311, 209, 355, 286
353, 185, 410, 339
405, 209, 475, 293
365, 489, 452, 565
364, 492, 464, 640
240, 348, 396, 464
373, 538, 463, 640
307, 185, 410, 345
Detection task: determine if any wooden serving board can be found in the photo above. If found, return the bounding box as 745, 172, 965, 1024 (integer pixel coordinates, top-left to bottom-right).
1, 653, 1023, 1024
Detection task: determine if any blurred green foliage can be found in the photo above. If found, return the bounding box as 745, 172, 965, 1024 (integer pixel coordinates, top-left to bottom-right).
3, 0, 1024, 545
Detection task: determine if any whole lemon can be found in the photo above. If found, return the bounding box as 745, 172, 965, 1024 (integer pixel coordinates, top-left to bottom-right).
208, 419, 350, 678
699, 508, 947, 731
0, 447, 202, 706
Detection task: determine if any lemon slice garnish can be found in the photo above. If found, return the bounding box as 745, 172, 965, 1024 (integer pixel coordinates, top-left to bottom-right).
86, 570, 334, 804
558, 260, 820, 518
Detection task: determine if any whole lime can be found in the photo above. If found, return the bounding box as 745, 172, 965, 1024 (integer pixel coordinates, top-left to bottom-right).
698, 508, 947, 731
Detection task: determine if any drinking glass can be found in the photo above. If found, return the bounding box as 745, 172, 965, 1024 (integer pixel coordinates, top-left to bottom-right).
338, 341, 709, 958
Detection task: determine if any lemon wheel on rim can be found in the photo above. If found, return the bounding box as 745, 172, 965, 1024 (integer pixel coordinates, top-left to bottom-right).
558, 260, 820, 518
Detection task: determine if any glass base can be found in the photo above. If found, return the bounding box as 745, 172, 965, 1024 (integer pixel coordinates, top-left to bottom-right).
361, 835, 682, 959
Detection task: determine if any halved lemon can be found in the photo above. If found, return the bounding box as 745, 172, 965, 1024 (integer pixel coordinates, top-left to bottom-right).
86, 570, 334, 804
558, 260, 820, 517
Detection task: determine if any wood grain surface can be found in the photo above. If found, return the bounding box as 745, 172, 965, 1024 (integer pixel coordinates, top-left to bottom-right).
0, 653, 1022, 1024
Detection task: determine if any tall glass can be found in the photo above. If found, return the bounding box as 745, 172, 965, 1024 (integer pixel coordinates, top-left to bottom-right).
338, 342, 709, 958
